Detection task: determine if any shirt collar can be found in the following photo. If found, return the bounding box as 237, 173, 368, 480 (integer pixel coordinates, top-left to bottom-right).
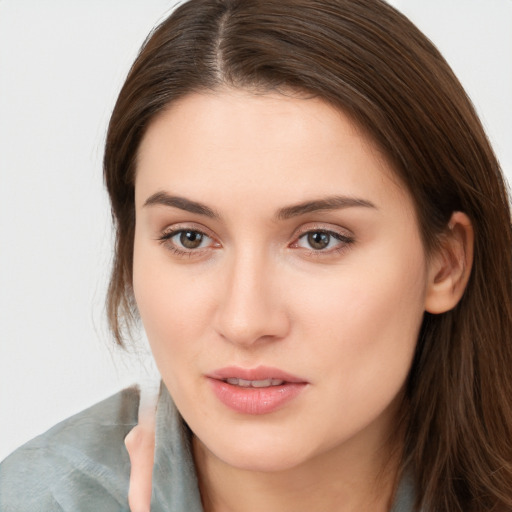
150, 384, 203, 512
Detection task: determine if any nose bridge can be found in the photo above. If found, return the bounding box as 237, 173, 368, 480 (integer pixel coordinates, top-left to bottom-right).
214, 244, 288, 346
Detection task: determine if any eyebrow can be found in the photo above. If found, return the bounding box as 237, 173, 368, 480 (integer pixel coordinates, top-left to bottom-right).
143, 191, 376, 220
276, 196, 376, 220
143, 191, 220, 218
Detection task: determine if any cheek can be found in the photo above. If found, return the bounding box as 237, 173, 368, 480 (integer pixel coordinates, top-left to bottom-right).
286, 247, 427, 444
132, 241, 213, 364
292, 241, 427, 380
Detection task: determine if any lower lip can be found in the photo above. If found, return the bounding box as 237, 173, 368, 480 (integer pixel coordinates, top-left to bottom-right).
208, 378, 307, 415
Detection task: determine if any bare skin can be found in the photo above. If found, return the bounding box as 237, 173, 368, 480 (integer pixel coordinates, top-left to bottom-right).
125, 404, 155, 512
127, 90, 473, 512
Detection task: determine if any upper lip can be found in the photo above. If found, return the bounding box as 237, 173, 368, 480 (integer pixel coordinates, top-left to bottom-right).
207, 365, 308, 383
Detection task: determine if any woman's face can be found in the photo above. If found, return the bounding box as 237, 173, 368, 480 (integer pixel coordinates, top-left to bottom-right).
133, 90, 431, 472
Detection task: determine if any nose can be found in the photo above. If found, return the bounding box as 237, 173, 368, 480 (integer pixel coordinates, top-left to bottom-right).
213, 250, 290, 347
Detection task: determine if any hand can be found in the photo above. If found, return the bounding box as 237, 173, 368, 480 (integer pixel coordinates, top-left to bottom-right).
125, 400, 156, 512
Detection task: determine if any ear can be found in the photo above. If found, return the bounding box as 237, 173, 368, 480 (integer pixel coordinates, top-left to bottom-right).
424, 211, 474, 314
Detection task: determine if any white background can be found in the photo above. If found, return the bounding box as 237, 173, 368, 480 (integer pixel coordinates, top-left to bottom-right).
1, 1, 511, 461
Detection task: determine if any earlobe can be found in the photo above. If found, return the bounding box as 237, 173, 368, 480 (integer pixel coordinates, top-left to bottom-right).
424, 211, 474, 314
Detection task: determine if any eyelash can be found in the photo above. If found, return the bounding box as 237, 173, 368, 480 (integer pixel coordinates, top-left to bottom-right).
292, 229, 354, 257
157, 227, 218, 257
157, 226, 354, 258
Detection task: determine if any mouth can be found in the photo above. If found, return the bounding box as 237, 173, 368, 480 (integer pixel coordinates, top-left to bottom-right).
206, 366, 308, 415
208, 365, 306, 384
223, 378, 285, 387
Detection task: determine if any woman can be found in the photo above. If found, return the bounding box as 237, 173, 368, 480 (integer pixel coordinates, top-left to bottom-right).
1, 1, 511, 511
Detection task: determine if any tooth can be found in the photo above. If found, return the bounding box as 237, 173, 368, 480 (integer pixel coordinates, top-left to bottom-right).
251, 379, 272, 388
225, 378, 286, 387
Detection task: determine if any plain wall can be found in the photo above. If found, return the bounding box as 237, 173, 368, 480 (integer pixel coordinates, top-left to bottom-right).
1, 1, 511, 461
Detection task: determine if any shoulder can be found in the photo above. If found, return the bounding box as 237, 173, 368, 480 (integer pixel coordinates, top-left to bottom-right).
0, 387, 139, 512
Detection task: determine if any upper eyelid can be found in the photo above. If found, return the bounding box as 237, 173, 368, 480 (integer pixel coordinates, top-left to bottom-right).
161, 228, 212, 241
156, 222, 354, 245
292, 222, 354, 239
159, 222, 216, 239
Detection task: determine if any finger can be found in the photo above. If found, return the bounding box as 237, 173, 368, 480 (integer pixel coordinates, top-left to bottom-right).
126, 422, 155, 512
125, 388, 158, 512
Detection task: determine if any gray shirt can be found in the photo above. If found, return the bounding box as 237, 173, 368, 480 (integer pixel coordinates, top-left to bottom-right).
0, 386, 415, 511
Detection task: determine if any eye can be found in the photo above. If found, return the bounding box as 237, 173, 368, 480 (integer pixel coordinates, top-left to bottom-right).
158, 227, 218, 255
293, 229, 353, 253
175, 230, 208, 249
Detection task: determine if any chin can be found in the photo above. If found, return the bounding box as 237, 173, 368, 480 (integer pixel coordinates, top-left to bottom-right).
195, 427, 319, 473
221, 448, 311, 473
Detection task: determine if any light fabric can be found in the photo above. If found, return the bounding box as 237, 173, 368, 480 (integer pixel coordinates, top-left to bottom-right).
0, 386, 415, 511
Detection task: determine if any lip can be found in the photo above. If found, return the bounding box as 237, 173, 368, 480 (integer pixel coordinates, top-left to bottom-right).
208, 365, 307, 383
207, 365, 308, 415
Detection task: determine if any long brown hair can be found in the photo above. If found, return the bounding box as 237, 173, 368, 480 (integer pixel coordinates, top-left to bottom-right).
103, 1, 512, 509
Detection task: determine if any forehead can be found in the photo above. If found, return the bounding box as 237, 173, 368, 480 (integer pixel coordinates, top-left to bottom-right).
135, 90, 411, 217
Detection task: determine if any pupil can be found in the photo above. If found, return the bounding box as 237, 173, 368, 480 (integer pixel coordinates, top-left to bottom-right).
308, 232, 330, 250
180, 231, 203, 249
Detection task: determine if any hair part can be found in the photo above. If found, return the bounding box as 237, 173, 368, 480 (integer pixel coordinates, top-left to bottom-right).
103, 1, 512, 509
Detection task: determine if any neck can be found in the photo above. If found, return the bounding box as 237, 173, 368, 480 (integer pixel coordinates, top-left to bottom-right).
192, 426, 402, 512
